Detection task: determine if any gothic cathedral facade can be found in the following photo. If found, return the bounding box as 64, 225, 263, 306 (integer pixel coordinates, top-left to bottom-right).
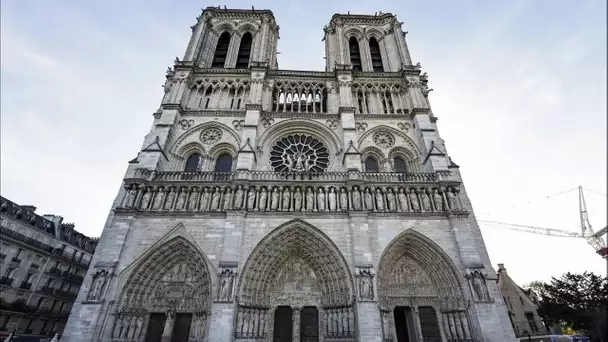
63, 7, 517, 342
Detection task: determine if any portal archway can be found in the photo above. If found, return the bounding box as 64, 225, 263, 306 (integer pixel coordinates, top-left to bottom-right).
377, 230, 473, 342
111, 236, 212, 342
236, 219, 356, 341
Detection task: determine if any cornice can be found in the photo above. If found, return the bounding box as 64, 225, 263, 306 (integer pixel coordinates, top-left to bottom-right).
261, 111, 340, 120
181, 110, 246, 117
355, 112, 410, 119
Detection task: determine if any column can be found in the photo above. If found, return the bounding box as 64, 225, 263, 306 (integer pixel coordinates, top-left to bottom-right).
292, 307, 301, 342
183, 14, 209, 61
412, 306, 424, 342
161, 312, 175, 342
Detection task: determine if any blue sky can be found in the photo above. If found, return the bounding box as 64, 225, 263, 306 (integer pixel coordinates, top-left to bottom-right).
1, 0, 606, 285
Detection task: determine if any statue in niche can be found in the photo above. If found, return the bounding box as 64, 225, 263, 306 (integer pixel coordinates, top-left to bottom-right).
375, 189, 385, 211
123, 186, 136, 208
164, 187, 176, 210
352, 187, 361, 210
409, 189, 420, 212
305, 187, 314, 211
200, 187, 211, 211
364, 188, 374, 211
386, 188, 396, 211
140, 190, 151, 210
469, 271, 490, 302
339, 188, 348, 211
398, 188, 408, 212
188, 188, 198, 210
218, 269, 235, 301
271, 188, 280, 210
282, 187, 291, 211
210, 187, 221, 210
247, 187, 256, 210
175, 187, 187, 210
420, 189, 432, 212
293, 188, 302, 211
317, 188, 326, 211
223, 188, 233, 210
234, 185, 244, 209
433, 189, 444, 211
258, 188, 268, 211
87, 270, 109, 301
112, 318, 123, 338
152, 188, 165, 210
447, 188, 460, 211
358, 270, 373, 300
328, 188, 337, 211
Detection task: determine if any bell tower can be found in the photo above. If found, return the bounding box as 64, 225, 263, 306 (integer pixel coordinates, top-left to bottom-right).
323, 12, 413, 72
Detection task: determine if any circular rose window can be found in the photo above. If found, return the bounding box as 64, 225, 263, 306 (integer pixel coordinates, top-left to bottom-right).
270, 134, 329, 172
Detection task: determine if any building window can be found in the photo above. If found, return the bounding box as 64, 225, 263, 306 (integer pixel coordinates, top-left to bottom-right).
212, 32, 231, 68
4, 267, 15, 278
369, 37, 384, 72
24, 272, 34, 283
214, 153, 233, 172
525, 312, 538, 332
349, 37, 362, 71
16, 248, 23, 258
185, 153, 203, 172
236, 32, 253, 68
393, 156, 407, 173
365, 157, 379, 172
36, 297, 45, 309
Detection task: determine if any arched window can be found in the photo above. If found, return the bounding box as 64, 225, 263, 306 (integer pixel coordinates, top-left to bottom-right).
212, 32, 231, 68
236, 32, 253, 69
214, 153, 233, 172
349, 37, 362, 71
185, 153, 202, 172
365, 157, 379, 172
393, 156, 407, 173
369, 37, 383, 72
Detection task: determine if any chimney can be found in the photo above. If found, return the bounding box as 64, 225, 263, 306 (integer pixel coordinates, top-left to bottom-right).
21, 205, 37, 213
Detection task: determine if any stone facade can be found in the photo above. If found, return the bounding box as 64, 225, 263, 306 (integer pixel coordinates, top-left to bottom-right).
0, 196, 97, 339
63, 7, 517, 342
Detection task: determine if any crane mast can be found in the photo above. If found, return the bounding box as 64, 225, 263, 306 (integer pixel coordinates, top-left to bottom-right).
579, 186, 608, 258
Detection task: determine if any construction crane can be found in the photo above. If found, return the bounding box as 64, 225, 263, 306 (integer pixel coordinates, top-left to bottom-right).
478, 186, 608, 259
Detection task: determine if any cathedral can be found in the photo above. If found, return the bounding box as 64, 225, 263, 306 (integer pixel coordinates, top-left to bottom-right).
63, 7, 517, 342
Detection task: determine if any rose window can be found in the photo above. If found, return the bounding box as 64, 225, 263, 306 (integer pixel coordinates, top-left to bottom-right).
373, 131, 395, 149
270, 134, 329, 172
200, 128, 223, 145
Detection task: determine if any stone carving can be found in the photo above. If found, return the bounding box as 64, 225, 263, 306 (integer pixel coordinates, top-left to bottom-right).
305, 187, 314, 211
339, 188, 348, 211
271, 187, 280, 210
223, 188, 233, 210
123, 186, 137, 208
200, 187, 211, 211
397, 122, 411, 132
293, 188, 302, 211
210, 187, 221, 210
152, 187, 165, 210
87, 269, 110, 301
217, 266, 237, 301
200, 127, 223, 145
420, 189, 432, 212
433, 188, 444, 212
140, 190, 151, 210
386, 257, 436, 297
409, 189, 420, 212
282, 187, 291, 211
247, 187, 256, 210
351, 187, 361, 210
326, 119, 339, 130
447, 187, 461, 211
258, 187, 268, 211
468, 270, 491, 302
178, 119, 195, 130
357, 267, 374, 300
317, 188, 326, 211
232, 120, 245, 131
164, 187, 176, 210
188, 188, 199, 210
398, 188, 409, 211
386, 188, 396, 211
355, 122, 368, 133
234, 185, 244, 209
375, 189, 385, 211
328, 188, 337, 211
175, 187, 187, 210
261, 117, 274, 129
373, 131, 395, 149
364, 188, 374, 211
270, 134, 329, 173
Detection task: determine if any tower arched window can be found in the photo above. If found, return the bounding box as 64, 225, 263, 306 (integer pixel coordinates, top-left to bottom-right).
393, 156, 407, 173
214, 153, 233, 172
369, 37, 384, 72
349, 37, 362, 71
236, 32, 253, 69
212, 32, 231, 68
185, 153, 202, 172
365, 157, 379, 172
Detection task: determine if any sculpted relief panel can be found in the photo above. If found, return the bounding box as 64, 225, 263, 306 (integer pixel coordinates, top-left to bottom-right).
385, 257, 436, 297
271, 256, 323, 307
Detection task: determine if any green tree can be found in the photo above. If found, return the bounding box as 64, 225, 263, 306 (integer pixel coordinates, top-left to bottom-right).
529, 272, 608, 341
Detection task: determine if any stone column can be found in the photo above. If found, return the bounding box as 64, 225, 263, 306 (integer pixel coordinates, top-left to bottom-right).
292, 307, 301, 342
183, 12, 209, 62
161, 312, 175, 342
412, 306, 424, 342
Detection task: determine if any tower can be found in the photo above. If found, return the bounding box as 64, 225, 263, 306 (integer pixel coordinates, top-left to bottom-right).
63, 7, 517, 342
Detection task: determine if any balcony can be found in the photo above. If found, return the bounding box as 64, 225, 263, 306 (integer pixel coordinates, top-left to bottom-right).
54, 289, 77, 299
19, 281, 32, 290
51, 248, 90, 268
62, 270, 84, 282
0, 277, 14, 286
49, 267, 62, 276
40, 286, 55, 295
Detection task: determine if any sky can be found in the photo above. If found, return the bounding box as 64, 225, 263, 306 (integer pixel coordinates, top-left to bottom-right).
1, 0, 606, 286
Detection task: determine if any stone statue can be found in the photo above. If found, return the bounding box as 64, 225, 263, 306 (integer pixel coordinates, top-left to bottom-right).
259, 188, 267, 211
305, 188, 314, 211
433, 189, 444, 212
409, 190, 420, 212
364, 188, 374, 211
223, 188, 233, 210
328, 188, 337, 211
271, 188, 280, 210
447, 188, 460, 211
164, 187, 176, 210
375, 189, 384, 211
188, 188, 198, 210
200, 187, 211, 211
123, 186, 136, 208
339, 188, 348, 211
87, 271, 107, 301
359, 272, 373, 300
219, 271, 234, 301
282, 187, 291, 211
234, 185, 244, 209
352, 187, 361, 210
470, 271, 490, 302
152, 188, 165, 210
386, 188, 396, 211
140, 190, 151, 210
293, 188, 302, 211
175, 187, 187, 210
247, 187, 256, 210
317, 188, 326, 211
420, 190, 432, 212
210, 187, 221, 210
398, 188, 408, 212
113, 317, 123, 338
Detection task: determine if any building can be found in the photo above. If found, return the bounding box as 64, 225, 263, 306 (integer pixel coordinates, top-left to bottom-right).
0, 196, 97, 338
496, 264, 548, 337
63, 7, 517, 342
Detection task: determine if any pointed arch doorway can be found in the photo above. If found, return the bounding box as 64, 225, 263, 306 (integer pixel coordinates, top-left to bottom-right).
236, 219, 356, 341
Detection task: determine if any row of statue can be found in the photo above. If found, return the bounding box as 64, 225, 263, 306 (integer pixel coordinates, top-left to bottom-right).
234, 306, 269, 339
121, 184, 464, 214
111, 310, 208, 342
